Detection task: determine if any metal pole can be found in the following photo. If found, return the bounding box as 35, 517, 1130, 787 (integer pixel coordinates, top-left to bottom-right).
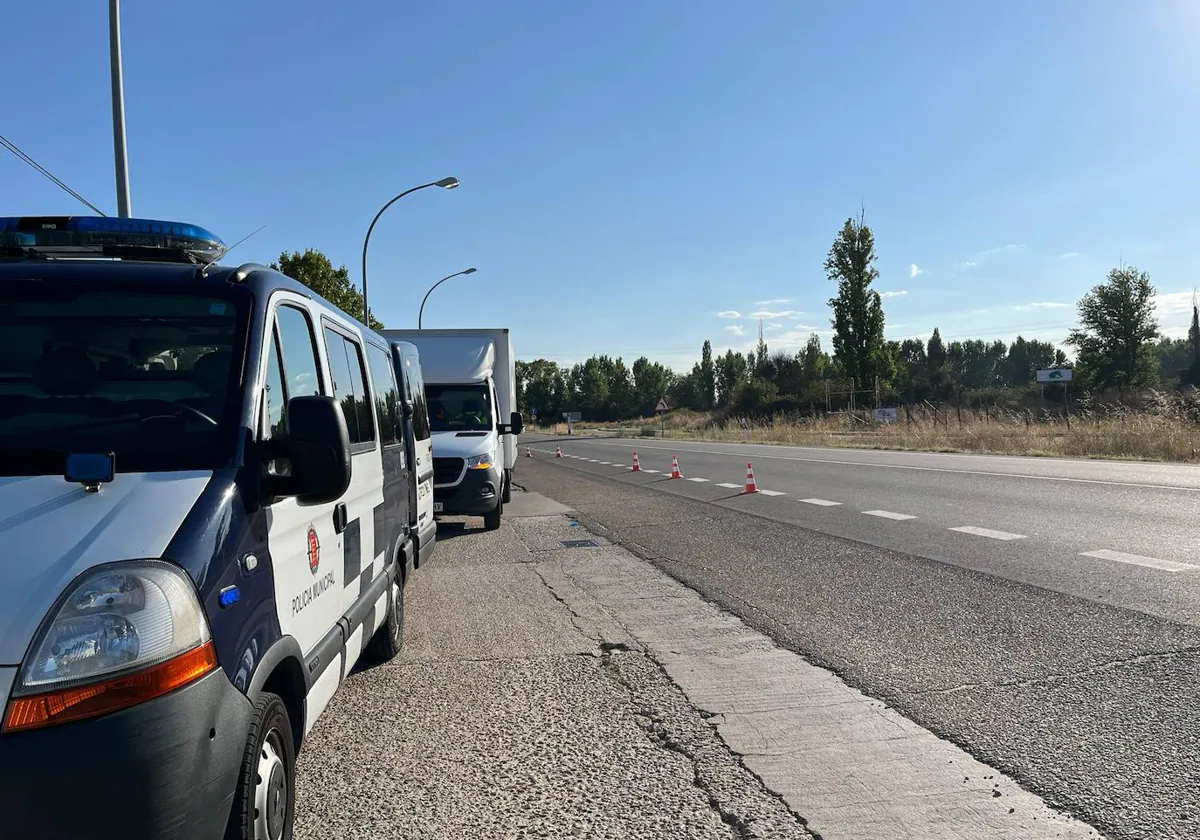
361, 177, 459, 326
418, 268, 476, 329
109, 0, 132, 217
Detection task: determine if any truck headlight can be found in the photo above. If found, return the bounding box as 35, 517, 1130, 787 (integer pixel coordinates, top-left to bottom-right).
2, 560, 217, 733
466, 454, 493, 470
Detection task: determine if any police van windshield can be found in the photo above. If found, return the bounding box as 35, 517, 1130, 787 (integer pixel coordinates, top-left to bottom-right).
0, 281, 248, 476
425, 383, 493, 432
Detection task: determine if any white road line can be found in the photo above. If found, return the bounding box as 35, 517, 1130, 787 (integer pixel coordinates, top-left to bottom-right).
587, 459, 600, 463
599, 461, 612, 465
686, 477, 710, 483
799, 498, 841, 507
560, 439, 1200, 493
1080, 549, 1197, 572
716, 482, 742, 489
863, 510, 917, 521
950, 526, 1026, 541
758, 489, 786, 496
642, 469, 660, 473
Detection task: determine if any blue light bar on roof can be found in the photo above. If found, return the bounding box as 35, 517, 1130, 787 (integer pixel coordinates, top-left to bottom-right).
0, 215, 226, 261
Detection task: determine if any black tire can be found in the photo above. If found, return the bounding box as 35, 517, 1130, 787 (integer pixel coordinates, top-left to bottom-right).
365, 571, 404, 662
484, 498, 502, 531
502, 469, 513, 503
225, 692, 295, 840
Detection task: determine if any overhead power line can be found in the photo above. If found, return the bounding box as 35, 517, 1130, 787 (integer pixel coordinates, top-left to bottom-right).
0, 133, 106, 216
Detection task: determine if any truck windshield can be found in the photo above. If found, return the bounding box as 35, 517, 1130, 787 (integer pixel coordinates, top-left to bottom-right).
0, 280, 249, 476
425, 383, 493, 432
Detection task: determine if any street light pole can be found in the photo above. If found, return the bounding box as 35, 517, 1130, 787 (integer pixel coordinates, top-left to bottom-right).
360, 176, 459, 326
418, 268, 478, 329
109, 0, 132, 217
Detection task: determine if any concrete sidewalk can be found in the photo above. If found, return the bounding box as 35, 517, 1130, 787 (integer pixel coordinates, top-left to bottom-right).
294, 488, 1103, 839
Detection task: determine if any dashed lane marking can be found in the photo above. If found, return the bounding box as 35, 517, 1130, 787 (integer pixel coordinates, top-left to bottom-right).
863, 510, 917, 521
950, 526, 1027, 541
686, 477, 710, 482
1080, 549, 1197, 572
716, 483, 742, 489
642, 469, 660, 473
799, 498, 842, 507
757, 489, 786, 496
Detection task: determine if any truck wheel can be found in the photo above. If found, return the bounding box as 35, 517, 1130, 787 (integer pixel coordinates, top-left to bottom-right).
484, 498, 503, 531
502, 469, 513, 503
225, 692, 295, 840
365, 572, 404, 662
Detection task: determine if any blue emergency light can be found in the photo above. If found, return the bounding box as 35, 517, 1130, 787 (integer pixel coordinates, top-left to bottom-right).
0, 215, 226, 262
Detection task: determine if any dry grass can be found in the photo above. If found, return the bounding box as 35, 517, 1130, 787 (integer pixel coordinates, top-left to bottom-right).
532, 391, 1200, 462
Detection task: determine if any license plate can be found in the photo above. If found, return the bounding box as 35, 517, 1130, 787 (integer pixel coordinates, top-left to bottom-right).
433, 502, 443, 513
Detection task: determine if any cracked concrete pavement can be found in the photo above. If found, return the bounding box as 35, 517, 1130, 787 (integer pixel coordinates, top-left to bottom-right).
293, 489, 810, 840
517, 455, 1200, 840
294, 486, 1104, 839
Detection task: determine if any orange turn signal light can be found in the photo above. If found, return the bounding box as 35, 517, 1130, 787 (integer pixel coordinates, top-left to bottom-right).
2, 641, 218, 734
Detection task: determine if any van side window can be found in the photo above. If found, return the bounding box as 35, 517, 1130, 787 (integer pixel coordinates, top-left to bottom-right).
263, 330, 287, 439
276, 305, 322, 401
324, 327, 375, 448
406, 354, 431, 441
262, 304, 322, 443
366, 344, 400, 447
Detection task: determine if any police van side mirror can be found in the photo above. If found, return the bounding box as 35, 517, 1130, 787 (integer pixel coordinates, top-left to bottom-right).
266, 396, 351, 504
511, 411, 524, 435
402, 402, 414, 418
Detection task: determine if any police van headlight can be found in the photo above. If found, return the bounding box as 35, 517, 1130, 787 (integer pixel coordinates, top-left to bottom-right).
2, 560, 217, 733
466, 453, 493, 470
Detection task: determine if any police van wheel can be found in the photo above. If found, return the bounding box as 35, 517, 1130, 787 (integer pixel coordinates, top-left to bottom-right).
484, 499, 502, 531
226, 692, 295, 840
366, 576, 404, 662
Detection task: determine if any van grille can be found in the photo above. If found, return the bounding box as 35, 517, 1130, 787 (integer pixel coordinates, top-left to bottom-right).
433, 457, 464, 485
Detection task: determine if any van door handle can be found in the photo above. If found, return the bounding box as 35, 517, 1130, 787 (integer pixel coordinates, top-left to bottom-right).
333, 503, 348, 534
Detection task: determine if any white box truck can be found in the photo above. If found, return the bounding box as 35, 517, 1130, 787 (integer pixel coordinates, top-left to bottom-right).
380, 328, 523, 530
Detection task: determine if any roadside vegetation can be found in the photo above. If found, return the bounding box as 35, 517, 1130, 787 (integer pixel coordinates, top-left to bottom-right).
519, 211, 1200, 463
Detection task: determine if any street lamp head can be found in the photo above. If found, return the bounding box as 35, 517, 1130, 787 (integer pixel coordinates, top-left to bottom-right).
462, 267, 477, 275
435, 177, 460, 190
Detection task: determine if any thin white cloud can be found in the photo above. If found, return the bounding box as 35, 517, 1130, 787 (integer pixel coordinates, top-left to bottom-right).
1030, 301, 1070, 308
767, 322, 783, 330
1154, 290, 1197, 315
749, 309, 795, 319
909, 263, 923, 279
880, 290, 908, 299
1057, 252, 1082, 259
724, 324, 745, 336
755, 298, 792, 306
717, 310, 741, 319
956, 244, 1024, 270
788, 313, 808, 319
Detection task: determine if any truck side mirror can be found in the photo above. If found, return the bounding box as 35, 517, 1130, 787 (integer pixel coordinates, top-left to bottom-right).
402, 402, 414, 418
510, 411, 524, 436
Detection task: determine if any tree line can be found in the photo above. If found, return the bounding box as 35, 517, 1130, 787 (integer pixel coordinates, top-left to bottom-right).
263, 239, 1200, 424
516, 213, 1200, 422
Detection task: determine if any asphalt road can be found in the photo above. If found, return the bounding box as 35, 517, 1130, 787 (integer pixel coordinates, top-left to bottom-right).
522, 435, 1200, 627
515, 447, 1200, 840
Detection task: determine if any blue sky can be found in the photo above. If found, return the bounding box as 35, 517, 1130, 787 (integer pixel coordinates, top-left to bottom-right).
4, 1, 1199, 370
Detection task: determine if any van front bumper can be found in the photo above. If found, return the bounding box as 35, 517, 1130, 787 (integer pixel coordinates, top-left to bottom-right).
435, 464, 503, 515
0, 667, 252, 840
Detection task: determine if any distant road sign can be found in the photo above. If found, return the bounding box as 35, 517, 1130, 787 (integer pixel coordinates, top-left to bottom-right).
1036, 368, 1073, 383
655, 397, 670, 413
562, 411, 582, 422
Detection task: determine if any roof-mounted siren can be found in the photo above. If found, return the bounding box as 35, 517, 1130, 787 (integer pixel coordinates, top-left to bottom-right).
0, 215, 226, 263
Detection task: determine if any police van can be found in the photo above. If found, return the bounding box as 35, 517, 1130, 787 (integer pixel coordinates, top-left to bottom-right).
0, 215, 432, 840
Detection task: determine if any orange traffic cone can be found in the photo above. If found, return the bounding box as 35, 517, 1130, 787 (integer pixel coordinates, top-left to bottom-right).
669, 455, 682, 479
525, 447, 533, 458
632, 451, 641, 472
743, 462, 758, 494
555, 446, 563, 458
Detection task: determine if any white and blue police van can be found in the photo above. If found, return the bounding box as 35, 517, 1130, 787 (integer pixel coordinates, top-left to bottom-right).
0, 215, 432, 840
